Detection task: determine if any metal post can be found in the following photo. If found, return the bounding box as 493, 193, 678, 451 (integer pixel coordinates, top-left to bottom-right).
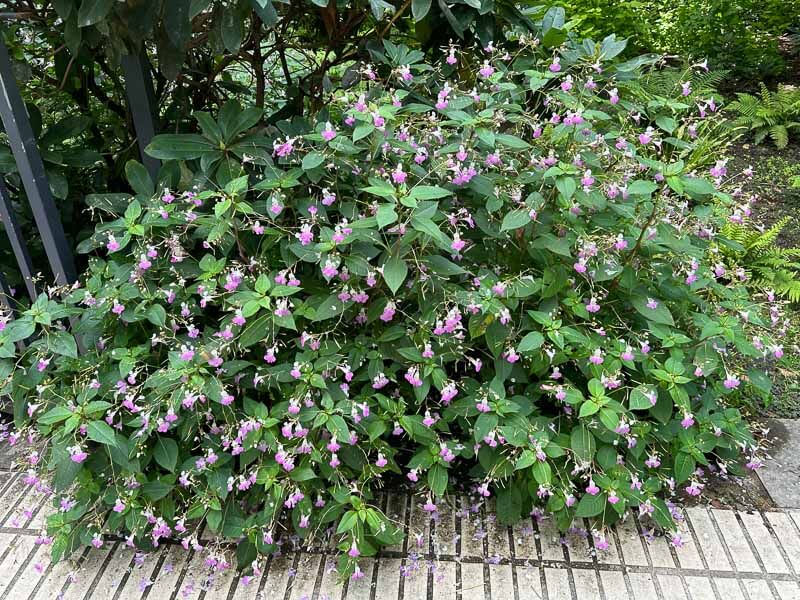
121, 51, 160, 182
0, 39, 77, 286
0, 179, 37, 300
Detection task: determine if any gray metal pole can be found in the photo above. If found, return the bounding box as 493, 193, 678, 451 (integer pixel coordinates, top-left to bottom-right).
121, 52, 160, 182
0, 39, 77, 286
0, 179, 37, 300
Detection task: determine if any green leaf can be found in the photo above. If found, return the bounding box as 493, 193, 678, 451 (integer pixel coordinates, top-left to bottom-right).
142, 478, 174, 502
496, 484, 522, 524
313, 295, 347, 321
302, 151, 325, 171
500, 209, 531, 231
146, 134, 215, 160
627, 180, 658, 196
575, 492, 606, 517
376, 204, 398, 229
570, 425, 595, 462
517, 331, 544, 352
38, 406, 74, 426
165, 0, 192, 48
125, 160, 155, 197
674, 452, 695, 484
383, 256, 408, 295
250, 0, 278, 25
412, 0, 432, 20
407, 185, 451, 201
50, 331, 78, 359
629, 384, 657, 410
145, 305, 167, 327
87, 421, 119, 448
153, 437, 179, 472
77, 0, 114, 27
474, 412, 498, 442
428, 463, 448, 497
579, 400, 600, 418
631, 296, 674, 326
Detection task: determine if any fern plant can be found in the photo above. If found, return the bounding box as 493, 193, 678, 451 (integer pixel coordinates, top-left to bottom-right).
717, 217, 800, 302
618, 65, 733, 170
727, 84, 800, 148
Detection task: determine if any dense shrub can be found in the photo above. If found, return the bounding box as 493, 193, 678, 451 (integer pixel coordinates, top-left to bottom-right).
547, 0, 798, 81
0, 25, 783, 577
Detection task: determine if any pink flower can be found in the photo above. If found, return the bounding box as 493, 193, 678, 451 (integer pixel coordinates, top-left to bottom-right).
589, 349, 604, 365
391, 164, 407, 184
321, 122, 337, 141
723, 373, 740, 389
586, 479, 600, 495
549, 58, 561, 72
585, 297, 600, 313
479, 61, 495, 78
113, 498, 126, 513
69, 446, 88, 463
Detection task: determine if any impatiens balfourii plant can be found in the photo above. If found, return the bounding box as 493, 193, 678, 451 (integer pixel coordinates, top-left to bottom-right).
0, 29, 784, 579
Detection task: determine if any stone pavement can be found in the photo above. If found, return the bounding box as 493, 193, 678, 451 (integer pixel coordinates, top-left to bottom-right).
0, 446, 798, 599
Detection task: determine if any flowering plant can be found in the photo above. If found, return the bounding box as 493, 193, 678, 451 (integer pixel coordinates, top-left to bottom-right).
0, 22, 782, 577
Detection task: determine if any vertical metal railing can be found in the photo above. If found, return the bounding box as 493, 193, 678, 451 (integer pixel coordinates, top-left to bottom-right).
121, 51, 161, 181
0, 38, 77, 287
0, 30, 159, 358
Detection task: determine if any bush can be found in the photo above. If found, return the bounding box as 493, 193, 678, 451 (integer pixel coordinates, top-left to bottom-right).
546, 0, 798, 81
0, 24, 783, 577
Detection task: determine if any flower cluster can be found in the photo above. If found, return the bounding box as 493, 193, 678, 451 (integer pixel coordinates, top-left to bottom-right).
0, 30, 782, 578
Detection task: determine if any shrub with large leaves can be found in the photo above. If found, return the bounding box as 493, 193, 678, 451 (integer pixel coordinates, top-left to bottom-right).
0, 26, 783, 577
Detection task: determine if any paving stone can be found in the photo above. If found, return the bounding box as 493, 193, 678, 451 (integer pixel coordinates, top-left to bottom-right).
173, 547, 207, 600
543, 567, 570, 600
571, 568, 599, 597
510, 518, 538, 560
513, 564, 544, 599
615, 517, 648, 566
685, 507, 732, 571
289, 553, 322, 600
56, 547, 113, 599
408, 497, 430, 555
757, 419, 800, 508
643, 532, 675, 568
739, 511, 791, 574
741, 578, 775, 599
316, 557, 347, 600
460, 498, 486, 558
537, 517, 565, 562
627, 572, 657, 599
116, 549, 164, 599
673, 509, 705, 570
204, 563, 239, 600
431, 559, 457, 599
143, 544, 192, 599
713, 577, 747, 600
262, 552, 294, 598
372, 557, 401, 600
710, 509, 761, 572
432, 497, 457, 557
85, 544, 137, 598
600, 570, 629, 600
459, 562, 485, 600
773, 580, 800, 600
488, 563, 514, 598
657, 574, 687, 600
485, 503, 510, 559
29, 550, 83, 600
683, 576, 717, 600
5, 541, 48, 599
765, 512, 800, 574
345, 558, 375, 600
384, 493, 407, 553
